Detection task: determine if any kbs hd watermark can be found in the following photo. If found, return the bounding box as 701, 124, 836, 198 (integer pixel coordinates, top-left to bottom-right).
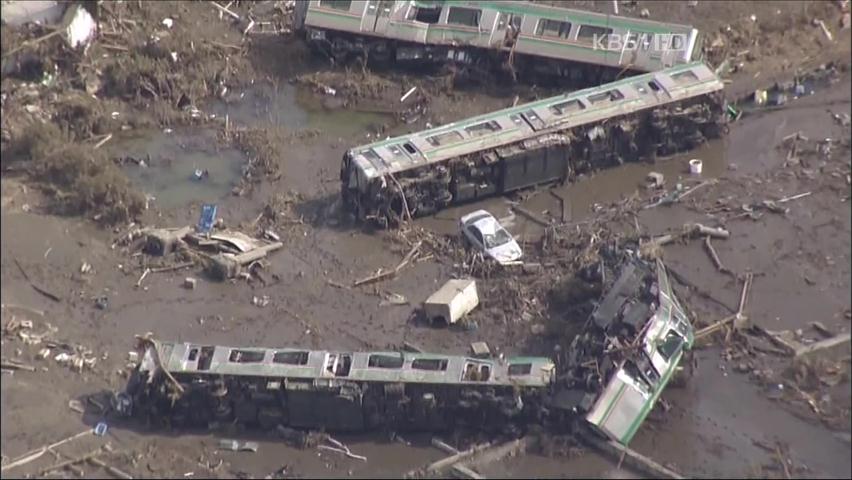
593, 33, 690, 52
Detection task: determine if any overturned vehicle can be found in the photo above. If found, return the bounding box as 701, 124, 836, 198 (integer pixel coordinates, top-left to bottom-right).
115, 341, 555, 436
549, 251, 694, 445
340, 61, 726, 227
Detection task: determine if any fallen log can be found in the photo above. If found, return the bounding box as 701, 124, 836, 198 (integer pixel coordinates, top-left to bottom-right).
580, 431, 683, 479
353, 241, 421, 287
465, 437, 529, 470
421, 442, 492, 475
452, 463, 485, 479
1, 429, 93, 472
511, 205, 550, 227
695, 272, 752, 340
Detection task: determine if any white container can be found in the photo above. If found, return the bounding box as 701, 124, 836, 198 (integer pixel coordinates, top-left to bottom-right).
689, 159, 703, 175
423, 279, 479, 325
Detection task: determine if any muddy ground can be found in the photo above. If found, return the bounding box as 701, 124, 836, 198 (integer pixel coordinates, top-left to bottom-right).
2, 1, 851, 479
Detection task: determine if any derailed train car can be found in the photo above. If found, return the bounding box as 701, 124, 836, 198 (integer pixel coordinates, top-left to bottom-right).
293, 0, 701, 82
340, 61, 726, 227
115, 343, 555, 435
550, 253, 694, 445
116, 257, 693, 446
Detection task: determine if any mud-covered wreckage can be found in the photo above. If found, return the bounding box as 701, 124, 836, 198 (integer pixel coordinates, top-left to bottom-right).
340, 62, 726, 227
294, 1, 701, 83
116, 254, 692, 445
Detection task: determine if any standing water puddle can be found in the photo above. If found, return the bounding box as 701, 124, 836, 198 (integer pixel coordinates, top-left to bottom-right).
107, 128, 245, 210
205, 82, 393, 138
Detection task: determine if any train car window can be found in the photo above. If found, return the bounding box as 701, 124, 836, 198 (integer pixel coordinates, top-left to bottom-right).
273, 350, 309, 365
446, 6, 481, 28
638, 32, 653, 50
497, 12, 509, 30
465, 120, 502, 137
368, 354, 404, 369
508, 363, 532, 376
229, 349, 265, 363
412, 358, 449, 371
403, 142, 419, 155
426, 130, 464, 146
657, 330, 684, 362
670, 70, 699, 85
509, 114, 523, 125
388, 145, 406, 158
535, 19, 572, 39
648, 80, 661, 92
587, 89, 625, 104
188, 348, 199, 361
576, 25, 613, 44
318, 0, 352, 11
550, 99, 585, 115
409, 6, 442, 24
462, 362, 489, 381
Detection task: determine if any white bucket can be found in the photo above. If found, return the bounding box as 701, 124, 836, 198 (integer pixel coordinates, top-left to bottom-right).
689, 159, 703, 175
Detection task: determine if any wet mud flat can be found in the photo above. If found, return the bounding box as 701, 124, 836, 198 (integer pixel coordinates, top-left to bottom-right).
2, 1, 852, 479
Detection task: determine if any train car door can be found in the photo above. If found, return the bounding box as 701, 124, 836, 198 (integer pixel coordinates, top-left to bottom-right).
360, 0, 380, 32
373, 0, 393, 34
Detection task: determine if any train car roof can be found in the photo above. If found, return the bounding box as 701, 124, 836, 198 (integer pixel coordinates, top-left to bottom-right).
412, 1, 695, 34
143, 341, 555, 388
349, 61, 723, 180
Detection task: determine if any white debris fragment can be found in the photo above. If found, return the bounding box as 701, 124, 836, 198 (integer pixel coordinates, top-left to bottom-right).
63, 5, 97, 49
162, 17, 174, 29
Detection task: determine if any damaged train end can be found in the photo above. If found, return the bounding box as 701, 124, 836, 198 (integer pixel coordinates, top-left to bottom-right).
340, 61, 727, 228
550, 255, 694, 446
116, 338, 557, 437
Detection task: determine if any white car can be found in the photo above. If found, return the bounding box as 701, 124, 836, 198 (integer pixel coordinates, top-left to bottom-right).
459, 210, 523, 265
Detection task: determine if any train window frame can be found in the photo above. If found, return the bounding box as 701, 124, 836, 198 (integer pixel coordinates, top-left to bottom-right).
648, 80, 661, 92
408, 5, 442, 24
465, 120, 502, 138
535, 18, 572, 39
388, 144, 406, 158
229, 349, 265, 363
368, 354, 404, 369
508, 363, 532, 376
509, 114, 523, 125
462, 362, 491, 381
426, 130, 464, 147
402, 142, 419, 155
411, 358, 449, 371
670, 70, 700, 85
576, 25, 614, 45
188, 348, 199, 362
318, 0, 352, 12
273, 350, 310, 365
587, 89, 625, 104
446, 6, 481, 28
549, 99, 585, 115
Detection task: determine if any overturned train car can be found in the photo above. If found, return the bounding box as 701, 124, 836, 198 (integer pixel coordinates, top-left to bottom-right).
115, 343, 555, 435
550, 254, 694, 445
293, 0, 701, 82
340, 61, 726, 227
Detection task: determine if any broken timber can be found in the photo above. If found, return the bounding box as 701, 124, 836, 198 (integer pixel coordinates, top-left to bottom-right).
580, 430, 684, 479
353, 241, 421, 287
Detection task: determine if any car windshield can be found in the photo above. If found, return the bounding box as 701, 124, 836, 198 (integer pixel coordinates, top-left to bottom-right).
483, 228, 513, 249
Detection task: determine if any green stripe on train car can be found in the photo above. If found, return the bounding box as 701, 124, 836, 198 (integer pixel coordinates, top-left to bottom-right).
415, 1, 687, 34
620, 349, 683, 444
357, 61, 709, 151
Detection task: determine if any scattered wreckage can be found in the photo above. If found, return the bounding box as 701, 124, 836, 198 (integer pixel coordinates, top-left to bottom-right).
340, 62, 727, 227
115, 255, 693, 447
294, 1, 701, 82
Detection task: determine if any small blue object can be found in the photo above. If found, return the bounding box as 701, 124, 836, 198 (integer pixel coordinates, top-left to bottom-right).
94, 422, 108, 436
197, 203, 218, 234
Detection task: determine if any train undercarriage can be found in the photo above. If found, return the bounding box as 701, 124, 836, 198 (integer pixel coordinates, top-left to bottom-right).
307, 27, 635, 88
342, 92, 727, 228
118, 366, 549, 437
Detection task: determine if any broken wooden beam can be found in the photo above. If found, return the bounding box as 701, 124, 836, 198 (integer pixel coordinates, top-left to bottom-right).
452, 463, 485, 479
423, 442, 492, 474
431, 438, 459, 455
465, 437, 529, 470
580, 431, 683, 480
511, 205, 550, 227
795, 332, 851, 361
